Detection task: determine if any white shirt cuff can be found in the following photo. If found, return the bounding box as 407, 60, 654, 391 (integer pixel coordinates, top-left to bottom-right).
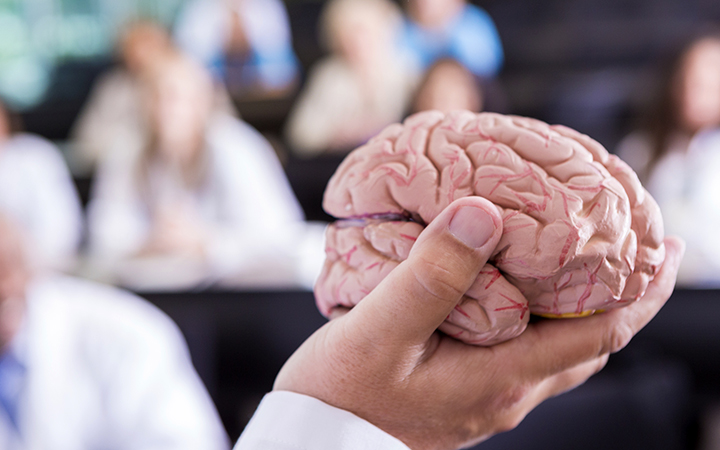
234, 391, 411, 450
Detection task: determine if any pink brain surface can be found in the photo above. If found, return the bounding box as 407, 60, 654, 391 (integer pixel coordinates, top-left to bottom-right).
316, 110, 666, 346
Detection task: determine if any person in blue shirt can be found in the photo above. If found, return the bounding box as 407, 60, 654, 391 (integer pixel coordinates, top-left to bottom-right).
174, 0, 300, 99
400, 0, 504, 78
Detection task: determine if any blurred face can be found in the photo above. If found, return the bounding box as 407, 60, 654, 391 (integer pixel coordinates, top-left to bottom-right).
414, 62, 482, 113
335, 9, 389, 68
0, 219, 29, 352
678, 39, 720, 132
121, 24, 170, 74
408, 0, 465, 29
150, 66, 212, 163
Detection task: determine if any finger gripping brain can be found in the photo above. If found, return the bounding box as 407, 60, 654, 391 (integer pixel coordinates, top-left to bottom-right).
316, 110, 665, 345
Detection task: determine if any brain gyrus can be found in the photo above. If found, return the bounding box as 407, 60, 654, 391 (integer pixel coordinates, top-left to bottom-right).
316, 110, 666, 345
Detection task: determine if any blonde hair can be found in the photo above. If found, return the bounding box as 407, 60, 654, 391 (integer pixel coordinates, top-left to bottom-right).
319, 0, 402, 52
137, 52, 215, 193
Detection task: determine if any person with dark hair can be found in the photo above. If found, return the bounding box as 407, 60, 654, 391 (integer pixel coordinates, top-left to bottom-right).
618, 36, 720, 183
411, 58, 483, 114
617, 36, 720, 285
0, 99, 83, 272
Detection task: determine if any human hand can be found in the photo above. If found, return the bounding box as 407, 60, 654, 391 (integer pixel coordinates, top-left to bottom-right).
274, 196, 684, 450
141, 207, 207, 257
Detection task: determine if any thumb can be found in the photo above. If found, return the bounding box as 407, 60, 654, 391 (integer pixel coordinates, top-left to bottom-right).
348, 197, 503, 347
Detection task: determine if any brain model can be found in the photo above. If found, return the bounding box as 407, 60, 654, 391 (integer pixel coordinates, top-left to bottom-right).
316, 111, 665, 345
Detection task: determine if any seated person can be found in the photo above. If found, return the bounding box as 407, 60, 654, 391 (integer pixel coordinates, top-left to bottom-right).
0, 99, 82, 273
174, 0, 300, 99
70, 21, 173, 173
71, 20, 234, 173
285, 0, 418, 156
617, 35, 720, 285
0, 215, 229, 449
86, 53, 318, 290
399, 0, 504, 78
411, 58, 483, 114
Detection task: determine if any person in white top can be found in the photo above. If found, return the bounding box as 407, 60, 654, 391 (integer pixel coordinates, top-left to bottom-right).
646, 128, 720, 285
285, 0, 418, 156
0, 100, 83, 273
234, 197, 684, 449
616, 35, 720, 285
86, 52, 320, 289
0, 215, 230, 450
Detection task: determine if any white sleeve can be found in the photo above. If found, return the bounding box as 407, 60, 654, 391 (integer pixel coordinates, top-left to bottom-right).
86, 142, 150, 261
9, 137, 83, 271
204, 118, 306, 272
234, 391, 410, 450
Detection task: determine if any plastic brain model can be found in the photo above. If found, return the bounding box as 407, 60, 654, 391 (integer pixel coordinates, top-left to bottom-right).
316, 111, 666, 345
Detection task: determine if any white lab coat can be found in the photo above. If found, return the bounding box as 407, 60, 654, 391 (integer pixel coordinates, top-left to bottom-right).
235, 391, 410, 450
0, 275, 230, 450
645, 128, 720, 285
86, 114, 312, 287
0, 134, 83, 272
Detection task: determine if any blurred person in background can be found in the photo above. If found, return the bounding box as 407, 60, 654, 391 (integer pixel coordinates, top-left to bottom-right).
174, 0, 300, 99
284, 0, 418, 157
86, 52, 320, 290
71, 19, 237, 174
411, 58, 483, 114
0, 99, 82, 273
70, 20, 174, 174
399, 0, 504, 79
617, 35, 720, 285
0, 214, 229, 449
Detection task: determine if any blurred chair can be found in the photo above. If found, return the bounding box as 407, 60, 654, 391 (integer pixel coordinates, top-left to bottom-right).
0, 99, 82, 273
284, 0, 418, 157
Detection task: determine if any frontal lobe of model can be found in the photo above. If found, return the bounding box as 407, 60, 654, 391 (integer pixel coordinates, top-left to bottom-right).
316, 110, 666, 346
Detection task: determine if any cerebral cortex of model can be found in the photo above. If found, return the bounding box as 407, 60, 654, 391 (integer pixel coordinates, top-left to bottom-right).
316, 110, 666, 345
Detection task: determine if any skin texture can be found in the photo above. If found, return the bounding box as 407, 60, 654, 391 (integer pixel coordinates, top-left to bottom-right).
275, 197, 684, 450
0, 217, 30, 353
318, 111, 666, 345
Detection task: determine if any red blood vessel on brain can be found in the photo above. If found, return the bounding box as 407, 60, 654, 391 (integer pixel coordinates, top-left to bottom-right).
316, 110, 666, 345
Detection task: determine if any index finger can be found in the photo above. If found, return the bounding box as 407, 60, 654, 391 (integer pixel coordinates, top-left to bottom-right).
503, 236, 684, 381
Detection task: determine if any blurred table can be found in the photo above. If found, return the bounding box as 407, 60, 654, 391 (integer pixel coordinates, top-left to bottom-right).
139, 287, 719, 446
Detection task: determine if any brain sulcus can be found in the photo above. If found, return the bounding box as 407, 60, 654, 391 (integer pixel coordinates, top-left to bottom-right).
316, 110, 666, 345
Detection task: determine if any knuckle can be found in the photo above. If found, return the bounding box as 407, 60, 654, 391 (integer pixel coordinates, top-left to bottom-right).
594, 354, 610, 374
492, 382, 532, 412
494, 412, 526, 434
410, 257, 466, 302
604, 321, 635, 354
